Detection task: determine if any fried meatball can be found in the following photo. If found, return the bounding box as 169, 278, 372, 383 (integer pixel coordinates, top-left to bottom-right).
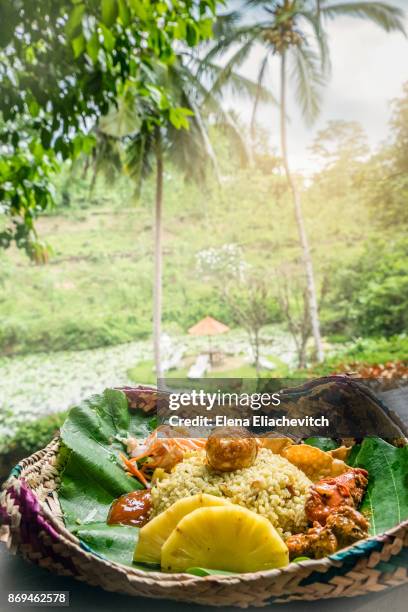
205, 426, 258, 472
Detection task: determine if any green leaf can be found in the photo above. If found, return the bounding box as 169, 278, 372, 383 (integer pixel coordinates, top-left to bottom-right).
101, 0, 118, 27
99, 94, 141, 138
322, 2, 406, 35
186, 567, 238, 576
59, 389, 153, 530
174, 20, 186, 40
304, 437, 338, 451
198, 17, 214, 40
100, 23, 115, 52
72, 33, 86, 58
186, 22, 199, 46
132, 561, 161, 572
72, 522, 138, 567
169, 107, 194, 130
349, 438, 408, 535
128, 0, 147, 20
66, 4, 86, 39
118, 0, 131, 26
156, 2, 167, 16
27, 98, 40, 118
86, 32, 100, 64
347, 443, 361, 466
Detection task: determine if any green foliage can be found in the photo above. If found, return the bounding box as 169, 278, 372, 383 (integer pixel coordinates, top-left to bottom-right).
59, 389, 154, 529
304, 437, 337, 451
1, 70, 408, 359
0, 0, 217, 248
349, 438, 408, 535
366, 82, 408, 228
0, 133, 58, 257
308, 336, 408, 377
59, 389, 154, 544
336, 335, 408, 364
72, 522, 138, 567
186, 567, 236, 576
0, 411, 67, 457
322, 2, 405, 34
0, 313, 151, 356
326, 237, 408, 337
206, 1, 328, 125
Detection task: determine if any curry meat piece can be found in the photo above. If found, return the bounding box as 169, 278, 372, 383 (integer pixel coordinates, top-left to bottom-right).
326, 505, 369, 546
287, 468, 369, 560
306, 468, 368, 525
286, 522, 338, 559
287, 506, 369, 560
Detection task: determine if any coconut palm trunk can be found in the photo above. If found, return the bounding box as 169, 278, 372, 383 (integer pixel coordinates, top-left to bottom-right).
280, 51, 323, 363
153, 130, 163, 380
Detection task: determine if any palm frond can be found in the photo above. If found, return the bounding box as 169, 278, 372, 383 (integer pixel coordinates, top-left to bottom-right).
250, 54, 269, 136
212, 10, 244, 38
125, 128, 155, 186
203, 40, 255, 99
220, 110, 254, 166
322, 2, 406, 34
201, 24, 264, 66
205, 34, 261, 97
200, 59, 278, 106
180, 90, 221, 182
88, 131, 123, 184
245, 0, 280, 9
166, 115, 210, 183
177, 65, 254, 171
289, 42, 326, 124
298, 9, 331, 75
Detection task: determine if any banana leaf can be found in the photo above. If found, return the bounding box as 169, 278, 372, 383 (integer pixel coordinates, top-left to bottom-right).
186, 567, 237, 576
349, 437, 408, 535
72, 522, 139, 567
304, 437, 338, 451
59, 389, 154, 533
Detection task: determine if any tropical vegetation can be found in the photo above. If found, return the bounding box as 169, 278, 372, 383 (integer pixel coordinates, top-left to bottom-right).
1, 1, 407, 475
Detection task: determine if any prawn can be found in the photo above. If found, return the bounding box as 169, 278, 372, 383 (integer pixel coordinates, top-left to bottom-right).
120, 425, 206, 487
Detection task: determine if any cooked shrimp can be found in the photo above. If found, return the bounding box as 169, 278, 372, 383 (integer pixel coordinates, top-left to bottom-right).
120, 426, 206, 487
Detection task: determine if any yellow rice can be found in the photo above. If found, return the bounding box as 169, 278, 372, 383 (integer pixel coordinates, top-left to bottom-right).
151, 448, 312, 538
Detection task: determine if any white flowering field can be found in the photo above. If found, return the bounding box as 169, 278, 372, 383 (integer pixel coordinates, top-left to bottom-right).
0, 328, 298, 439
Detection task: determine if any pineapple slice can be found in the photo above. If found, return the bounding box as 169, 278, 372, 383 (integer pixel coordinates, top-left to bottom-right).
161, 505, 289, 573
134, 493, 230, 564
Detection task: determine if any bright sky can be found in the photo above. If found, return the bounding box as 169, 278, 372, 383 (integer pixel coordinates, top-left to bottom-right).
228, 1, 408, 173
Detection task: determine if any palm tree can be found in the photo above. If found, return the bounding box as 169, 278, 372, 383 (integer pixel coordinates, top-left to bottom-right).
94, 56, 275, 378
205, 0, 405, 363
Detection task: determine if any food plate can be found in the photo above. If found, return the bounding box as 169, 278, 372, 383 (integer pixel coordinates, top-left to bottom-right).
1, 377, 407, 607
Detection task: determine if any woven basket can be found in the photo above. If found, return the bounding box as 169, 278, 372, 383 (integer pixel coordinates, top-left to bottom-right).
1, 380, 408, 607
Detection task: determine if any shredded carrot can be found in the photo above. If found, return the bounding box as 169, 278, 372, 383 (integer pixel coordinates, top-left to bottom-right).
119, 428, 207, 487
120, 452, 150, 488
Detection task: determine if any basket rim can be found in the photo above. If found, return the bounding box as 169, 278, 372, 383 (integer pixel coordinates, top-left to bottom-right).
2, 435, 408, 587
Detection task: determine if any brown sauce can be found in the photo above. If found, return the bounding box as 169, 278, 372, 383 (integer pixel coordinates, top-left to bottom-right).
107, 490, 152, 527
